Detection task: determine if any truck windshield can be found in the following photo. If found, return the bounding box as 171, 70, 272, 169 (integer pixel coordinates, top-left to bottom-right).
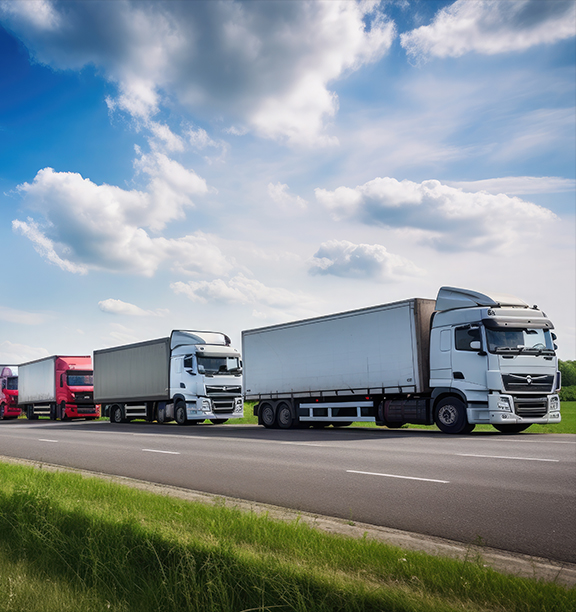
6, 377, 17, 390
485, 328, 554, 355
67, 372, 94, 386
197, 355, 242, 376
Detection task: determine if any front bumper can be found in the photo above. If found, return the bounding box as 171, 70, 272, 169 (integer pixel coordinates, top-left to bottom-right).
486, 392, 561, 424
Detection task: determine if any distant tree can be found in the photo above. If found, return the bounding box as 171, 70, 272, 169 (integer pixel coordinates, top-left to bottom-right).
559, 360, 576, 387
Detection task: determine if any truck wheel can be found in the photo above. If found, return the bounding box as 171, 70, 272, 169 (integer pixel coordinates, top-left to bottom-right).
386, 422, 404, 429
110, 406, 124, 424
59, 401, 67, 421
49, 404, 57, 421
27, 406, 38, 420
434, 397, 474, 434
277, 402, 295, 429
210, 419, 228, 424
493, 424, 531, 434
259, 402, 276, 428
0, 403, 4, 419
175, 400, 188, 426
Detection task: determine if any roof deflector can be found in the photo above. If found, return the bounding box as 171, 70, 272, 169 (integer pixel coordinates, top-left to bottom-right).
435, 286, 528, 312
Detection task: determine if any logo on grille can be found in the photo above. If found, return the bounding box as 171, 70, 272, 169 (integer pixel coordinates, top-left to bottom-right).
526, 375, 532, 385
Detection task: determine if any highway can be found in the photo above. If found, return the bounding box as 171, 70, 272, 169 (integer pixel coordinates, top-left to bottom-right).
0, 419, 574, 564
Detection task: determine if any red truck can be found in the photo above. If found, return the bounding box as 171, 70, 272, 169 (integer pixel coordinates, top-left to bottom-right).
0, 366, 20, 419
18, 356, 100, 420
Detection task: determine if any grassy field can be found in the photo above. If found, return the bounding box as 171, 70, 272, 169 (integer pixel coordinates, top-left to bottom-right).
0, 462, 574, 612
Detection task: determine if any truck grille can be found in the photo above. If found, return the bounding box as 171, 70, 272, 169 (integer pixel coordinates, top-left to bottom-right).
212, 398, 236, 413
206, 385, 242, 396
502, 374, 554, 394
514, 397, 548, 418
73, 391, 94, 404
77, 406, 96, 414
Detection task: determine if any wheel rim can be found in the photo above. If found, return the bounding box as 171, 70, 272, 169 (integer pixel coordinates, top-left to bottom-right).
278, 407, 291, 427
261, 404, 275, 427
438, 404, 458, 426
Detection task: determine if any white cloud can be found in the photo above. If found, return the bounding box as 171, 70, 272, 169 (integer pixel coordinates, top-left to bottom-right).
98, 298, 167, 317
0, 305, 48, 325
171, 274, 304, 308
0, 0, 395, 146
13, 164, 231, 277
446, 176, 576, 196
315, 177, 557, 252
268, 182, 307, 212
0, 340, 49, 364
401, 0, 576, 62
309, 240, 424, 281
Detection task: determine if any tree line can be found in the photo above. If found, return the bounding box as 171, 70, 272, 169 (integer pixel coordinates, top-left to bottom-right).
559, 360, 576, 401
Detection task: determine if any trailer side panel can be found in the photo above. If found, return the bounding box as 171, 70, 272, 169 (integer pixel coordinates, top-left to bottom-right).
243, 298, 435, 400
94, 338, 170, 403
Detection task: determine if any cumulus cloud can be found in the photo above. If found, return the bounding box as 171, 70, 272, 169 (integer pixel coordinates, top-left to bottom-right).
12, 164, 232, 277
0, 0, 395, 146
0, 340, 49, 364
171, 274, 304, 309
268, 182, 307, 212
0, 305, 48, 325
401, 0, 576, 62
98, 298, 167, 317
315, 177, 557, 252
309, 240, 424, 281
446, 176, 576, 196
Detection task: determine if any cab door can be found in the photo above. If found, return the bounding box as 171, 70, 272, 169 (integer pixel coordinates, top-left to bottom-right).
451, 324, 488, 393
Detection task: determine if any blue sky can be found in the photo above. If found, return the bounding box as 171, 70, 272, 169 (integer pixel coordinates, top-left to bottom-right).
0, 0, 574, 363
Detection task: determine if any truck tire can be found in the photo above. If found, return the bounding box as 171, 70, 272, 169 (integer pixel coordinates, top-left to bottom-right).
434, 397, 474, 434
110, 405, 124, 424
0, 403, 4, 419
277, 402, 295, 429
259, 402, 276, 428
27, 406, 38, 420
49, 404, 57, 421
175, 400, 188, 426
59, 401, 67, 421
493, 424, 531, 434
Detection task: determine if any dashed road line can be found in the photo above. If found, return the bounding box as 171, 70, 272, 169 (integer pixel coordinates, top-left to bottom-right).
347, 470, 449, 483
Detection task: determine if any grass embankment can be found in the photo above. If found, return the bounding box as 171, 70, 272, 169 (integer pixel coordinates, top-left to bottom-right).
0, 463, 574, 612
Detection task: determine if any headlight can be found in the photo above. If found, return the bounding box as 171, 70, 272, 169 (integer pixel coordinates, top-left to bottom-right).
201, 399, 211, 412
549, 396, 560, 412
497, 397, 512, 412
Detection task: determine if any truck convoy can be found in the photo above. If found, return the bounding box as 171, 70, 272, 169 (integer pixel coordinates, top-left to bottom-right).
243, 286, 561, 434
18, 356, 99, 420
0, 366, 19, 419
93, 330, 243, 425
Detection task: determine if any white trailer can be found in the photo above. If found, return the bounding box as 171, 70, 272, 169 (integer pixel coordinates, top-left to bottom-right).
94, 330, 243, 425
242, 287, 561, 434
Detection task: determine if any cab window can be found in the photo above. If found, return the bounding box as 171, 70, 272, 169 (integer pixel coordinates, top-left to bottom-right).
455, 326, 481, 351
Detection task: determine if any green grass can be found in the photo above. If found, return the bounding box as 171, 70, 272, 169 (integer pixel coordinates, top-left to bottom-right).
0, 462, 574, 612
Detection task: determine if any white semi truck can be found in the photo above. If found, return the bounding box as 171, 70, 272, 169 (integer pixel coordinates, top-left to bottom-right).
242, 287, 561, 434
94, 330, 243, 425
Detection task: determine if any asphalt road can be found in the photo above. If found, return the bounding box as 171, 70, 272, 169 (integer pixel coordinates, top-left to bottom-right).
1, 419, 574, 563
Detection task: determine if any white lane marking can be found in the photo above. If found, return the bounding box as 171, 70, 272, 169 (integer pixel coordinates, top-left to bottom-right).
347, 470, 449, 483
280, 441, 326, 447
142, 449, 180, 455
457, 453, 559, 462
38, 439, 59, 443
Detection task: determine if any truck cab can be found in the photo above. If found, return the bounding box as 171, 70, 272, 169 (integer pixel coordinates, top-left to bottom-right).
168, 331, 243, 424
0, 367, 20, 419
429, 287, 561, 433
55, 359, 99, 420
